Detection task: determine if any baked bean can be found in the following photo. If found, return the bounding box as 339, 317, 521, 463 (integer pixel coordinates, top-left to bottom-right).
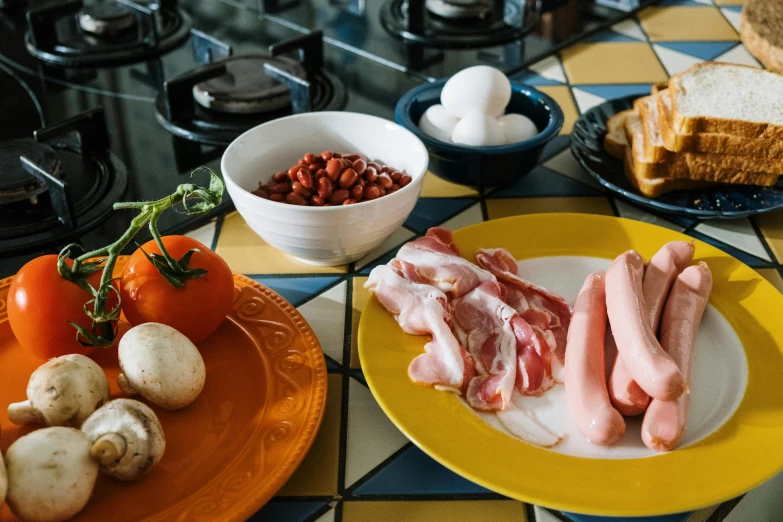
343, 199, 357, 205
342, 158, 354, 169
368, 162, 382, 172
273, 171, 288, 182
310, 195, 325, 206
382, 165, 394, 175
297, 169, 314, 189
292, 181, 312, 197
286, 192, 307, 205
332, 152, 342, 159
364, 184, 381, 200
365, 166, 378, 182
287, 166, 300, 181
399, 175, 412, 187
352, 159, 367, 175
391, 171, 403, 182
355, 177, 365, 189
270, 193, 285, 202
308, 164, 320, 173
351, 184, 364, 202
319, 151, 333, 162
315, 168, 327, 179
298, 158, 308, 166
317, 177, 333, 199
338, 168, 358, 189
329, 189, 350, 205
253, 188, 270, 199
389, 184, 400, 193
325, 159, 342, 179
377, 173, 393, 189
304, 152, 317, 164
378, 188, 386, 197
270, 181, 291, 194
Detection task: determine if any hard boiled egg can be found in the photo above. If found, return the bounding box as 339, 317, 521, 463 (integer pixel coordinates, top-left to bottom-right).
498, 114, 538, 144
441, 66, 511, 119
451, 111, 505, 147
418, 104, 459, 142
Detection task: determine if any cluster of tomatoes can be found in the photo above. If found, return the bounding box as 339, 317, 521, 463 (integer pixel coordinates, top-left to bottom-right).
7, 236, 235, 359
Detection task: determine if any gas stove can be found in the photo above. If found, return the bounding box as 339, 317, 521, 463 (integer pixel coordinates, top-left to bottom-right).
0, 0, 657, 276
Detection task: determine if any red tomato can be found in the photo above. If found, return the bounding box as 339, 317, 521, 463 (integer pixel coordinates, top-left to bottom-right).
7, 255, 112, 359
120, 236, 234, 343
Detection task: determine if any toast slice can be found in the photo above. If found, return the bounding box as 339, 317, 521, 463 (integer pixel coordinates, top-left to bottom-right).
637, 95, 670, 163
657, 89, 783, 157
604, 109, 633, 159
625, 111, 780, 185
623, 145, 709, 198
669, 62, 783, 138
740, 0, 783, 74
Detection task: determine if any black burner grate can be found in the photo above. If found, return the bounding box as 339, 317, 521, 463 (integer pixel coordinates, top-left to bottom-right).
24, 0, 192, 68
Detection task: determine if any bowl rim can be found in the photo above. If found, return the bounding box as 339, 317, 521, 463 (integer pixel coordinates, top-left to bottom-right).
394, 79, 564, 154
220, 111, 428, 212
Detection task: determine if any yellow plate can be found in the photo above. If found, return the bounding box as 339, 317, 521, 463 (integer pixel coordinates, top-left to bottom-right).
358, 213, 783, 517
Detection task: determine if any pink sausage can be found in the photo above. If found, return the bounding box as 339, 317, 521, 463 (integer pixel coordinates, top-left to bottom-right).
642, 262, 712, 452
608, 241, 694, 416
606, 250, 685, 401
565, 272, 625, 445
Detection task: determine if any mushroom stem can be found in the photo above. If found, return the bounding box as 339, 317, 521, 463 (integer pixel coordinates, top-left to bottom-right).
117, 374, 138, 396
90, 433, 127, 466
7, 401, 39, 426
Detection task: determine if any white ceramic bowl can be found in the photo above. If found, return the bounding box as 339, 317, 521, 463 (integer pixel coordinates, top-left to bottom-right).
221, 112, 429, 266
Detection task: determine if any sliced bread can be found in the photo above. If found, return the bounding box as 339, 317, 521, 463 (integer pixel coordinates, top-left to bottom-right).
604, 109, 633, 159
625, 111, 780, 186
740, 0, 783, 74
657, 88, 783, 157
668, 62, 783, 138
623, 145, 709, 198
637, 95, 670, 163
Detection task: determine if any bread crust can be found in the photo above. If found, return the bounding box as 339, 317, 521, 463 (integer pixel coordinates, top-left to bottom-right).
604, 110, 632, 160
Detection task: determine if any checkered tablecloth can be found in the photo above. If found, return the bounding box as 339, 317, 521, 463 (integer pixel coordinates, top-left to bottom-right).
185, 2, 783, 520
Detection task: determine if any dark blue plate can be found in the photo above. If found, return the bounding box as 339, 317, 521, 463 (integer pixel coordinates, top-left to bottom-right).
570, 95, 783, 219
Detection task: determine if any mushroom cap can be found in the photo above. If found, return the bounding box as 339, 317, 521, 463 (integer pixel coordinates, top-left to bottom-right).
118, 323, 206, 410
6, 427, 98, 522
28, 354, 110, 427
81, 399, 166, 481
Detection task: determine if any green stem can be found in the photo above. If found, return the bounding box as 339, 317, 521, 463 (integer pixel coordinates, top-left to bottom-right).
58, 168, 224, 347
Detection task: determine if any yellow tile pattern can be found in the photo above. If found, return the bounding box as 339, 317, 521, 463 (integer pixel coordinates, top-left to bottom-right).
756, 212, 783, 263
639, 7, 739, 41
756, 269, 783, 296
486, 197, 614, 220
561, 43, 669, 85
535, 85, 578, 135
215, 212, 347, 274
351, 277, 370, 369
277, 374, 342, 495
420, 172, 480, 198
342, 500, 528, 522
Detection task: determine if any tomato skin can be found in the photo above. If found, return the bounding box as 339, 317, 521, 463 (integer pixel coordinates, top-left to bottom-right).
7, 255, 101, 359
120, 236, 234, 343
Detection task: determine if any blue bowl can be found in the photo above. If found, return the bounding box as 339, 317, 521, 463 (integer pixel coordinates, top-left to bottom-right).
395, 79, 564, 188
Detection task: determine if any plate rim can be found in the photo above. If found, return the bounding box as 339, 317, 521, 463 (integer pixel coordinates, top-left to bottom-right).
358, 213, 783, 516
570, 95, 783, 219
0, 262, 328, 522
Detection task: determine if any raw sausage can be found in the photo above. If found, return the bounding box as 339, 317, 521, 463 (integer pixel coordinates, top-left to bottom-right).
642, 262, 712, 451
565, 272, 625, 445
606, 250, 684, 401
608, 241, 694, 416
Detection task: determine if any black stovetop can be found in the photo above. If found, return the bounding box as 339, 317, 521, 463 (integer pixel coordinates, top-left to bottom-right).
0, 0, 653, 277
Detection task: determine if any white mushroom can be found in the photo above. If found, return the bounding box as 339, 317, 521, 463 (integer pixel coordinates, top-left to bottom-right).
118, 323, 206, 410
81, 399, 166, 481
8, 354, 110, 427
5, 427, 98, 522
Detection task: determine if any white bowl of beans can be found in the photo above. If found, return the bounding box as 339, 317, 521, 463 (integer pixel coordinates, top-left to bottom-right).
221, 111, 429, 266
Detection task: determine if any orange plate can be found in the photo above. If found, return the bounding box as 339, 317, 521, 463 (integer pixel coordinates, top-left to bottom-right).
0, 258, 327, 522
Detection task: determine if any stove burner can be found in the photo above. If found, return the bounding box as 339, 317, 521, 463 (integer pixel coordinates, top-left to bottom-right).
192, 56, 307, 115
156, 31, 348, 146
381, 0, 538, 49
0, 109, 128, 256
79, 2, 137, 36
0, 140, 61, 204
25, 0, 191, 68
425, 0, 491, 19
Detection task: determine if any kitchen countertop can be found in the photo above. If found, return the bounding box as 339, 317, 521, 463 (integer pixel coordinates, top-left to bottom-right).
183, 3, 783, 521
